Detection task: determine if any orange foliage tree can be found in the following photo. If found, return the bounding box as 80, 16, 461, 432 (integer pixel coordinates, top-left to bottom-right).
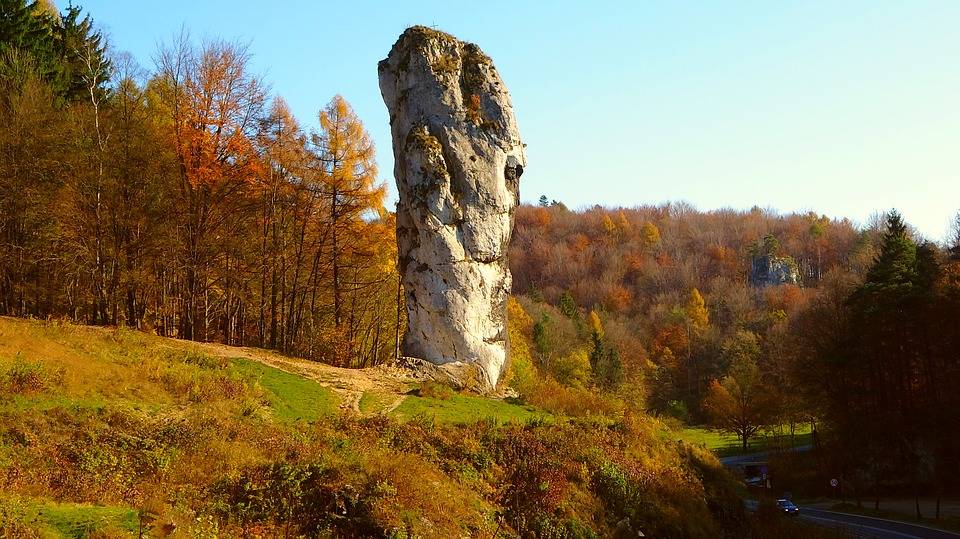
157, 36, 266, 341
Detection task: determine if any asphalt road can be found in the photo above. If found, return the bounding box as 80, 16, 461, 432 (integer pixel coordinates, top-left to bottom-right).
718, 444, 812, 467
723, 450, 959, 538
798, 507, 960, 539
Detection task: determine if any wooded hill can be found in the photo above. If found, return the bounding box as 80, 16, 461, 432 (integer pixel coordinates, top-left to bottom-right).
2, 2, 397, 367
3, 0, 960, 525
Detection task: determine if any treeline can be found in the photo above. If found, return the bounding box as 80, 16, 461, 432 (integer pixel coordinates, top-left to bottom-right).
789, 212, 960, 499
0, 1, 399, 366
510, 199, 960, 495
509, 201, 865, 417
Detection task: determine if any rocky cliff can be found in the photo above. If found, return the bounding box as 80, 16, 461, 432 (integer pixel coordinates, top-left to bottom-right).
378, 26, 526, 392
750, 254, 801, 287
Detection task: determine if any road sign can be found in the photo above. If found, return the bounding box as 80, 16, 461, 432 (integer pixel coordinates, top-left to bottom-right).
830, 478, 839, 487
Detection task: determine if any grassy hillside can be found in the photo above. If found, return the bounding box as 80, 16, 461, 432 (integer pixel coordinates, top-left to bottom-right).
678, 425, 813, 457
0, 317, 826, 538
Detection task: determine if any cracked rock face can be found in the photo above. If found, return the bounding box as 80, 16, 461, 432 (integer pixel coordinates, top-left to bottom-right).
379, 26, 525, 392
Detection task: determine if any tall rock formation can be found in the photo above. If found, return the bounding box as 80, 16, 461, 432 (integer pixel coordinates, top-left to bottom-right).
750, 254, 801, 287
379, 26, 525, 392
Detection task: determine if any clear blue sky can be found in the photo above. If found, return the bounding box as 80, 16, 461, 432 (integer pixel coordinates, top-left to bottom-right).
80, 0, 959, 240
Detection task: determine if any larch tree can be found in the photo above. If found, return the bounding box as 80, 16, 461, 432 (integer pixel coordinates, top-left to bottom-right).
0, 50, 65, 317
640, 221, 660, 250
312, 95, 384, 337
683, 288, 709, 398
1, 8, 405, 369
685, 288, 709, 331
157, 35, 266, 341
255, 97, 311, 350
106, 55, 173, 328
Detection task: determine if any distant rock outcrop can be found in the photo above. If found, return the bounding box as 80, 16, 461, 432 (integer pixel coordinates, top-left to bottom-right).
379, 26, 526, 392
750, 255, 801, 287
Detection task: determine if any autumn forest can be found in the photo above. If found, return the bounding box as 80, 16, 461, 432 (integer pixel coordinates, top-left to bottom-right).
3, 1, 960, 537
1, 4, 398, 367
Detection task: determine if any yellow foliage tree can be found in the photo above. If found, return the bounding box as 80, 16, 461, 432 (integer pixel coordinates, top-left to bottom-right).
641, 221, 661, 249
555, 348, 592, 389
505, 297, 536, 393
617, 211, 632, 234
588, 310, 604, 339
685, 288, 709, 332
601, 214, 617, 236
313, 95, 386, 329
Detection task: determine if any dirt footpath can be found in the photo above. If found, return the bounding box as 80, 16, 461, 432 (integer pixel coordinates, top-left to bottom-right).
193, 341, 414, 414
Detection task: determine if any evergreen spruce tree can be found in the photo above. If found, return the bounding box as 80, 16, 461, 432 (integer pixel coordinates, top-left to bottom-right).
532, 315, 549, 361
53, 4, 109, 102
601, 348, 623, 390
558, 291, 578, 319
588, 329, 603, 374
0, 0, 108, 101
863, 210, 917, 290
0, 0, 58, 81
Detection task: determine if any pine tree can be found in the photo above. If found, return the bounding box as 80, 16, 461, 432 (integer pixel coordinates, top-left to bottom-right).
53, 4, 110, 102
532, 315, 549, 361
0, 0, 58, 81
0, 1, 108, 101
863, 210, 916, 289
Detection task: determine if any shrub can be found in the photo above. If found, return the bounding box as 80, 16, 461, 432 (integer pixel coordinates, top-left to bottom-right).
490, 427, 572, 536
554, 348, 591, 389
504, 297, 537, 394
0, 498, 43, 538
417, 380, 454, 400
524, 376, 623, 417
211, 463, 384, 537
147, 359, 254, 403
179, 350, 226, 369
0, 354, 63, 395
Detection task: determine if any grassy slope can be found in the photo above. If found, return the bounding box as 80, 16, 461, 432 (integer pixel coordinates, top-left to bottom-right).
0, 317, 546, 536
0, 317, 341, 536
392, 394, 547, 424
0, 317, 828, 538
0, 317, 341, 421
229, 357, 339, 421
678, 425, 813, 457
4, 498, 139, 538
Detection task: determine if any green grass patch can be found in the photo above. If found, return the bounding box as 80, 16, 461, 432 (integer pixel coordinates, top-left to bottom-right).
229, 358, 338, 422
0, 393, 110, 413
358, 391, 396, 414
0, 496, 138, 538
677, 425, 812, 457
392, 394, 548, 425
39, 501, 138, 537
